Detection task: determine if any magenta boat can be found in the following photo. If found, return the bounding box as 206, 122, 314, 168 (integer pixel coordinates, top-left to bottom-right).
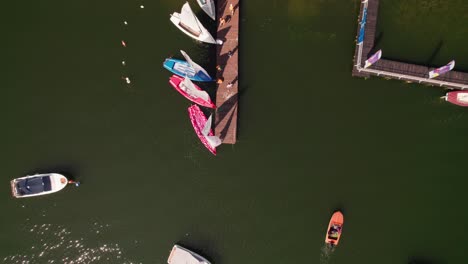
188, 105, 221, 155
169, 75, 216, 108
444, 91, 468, 107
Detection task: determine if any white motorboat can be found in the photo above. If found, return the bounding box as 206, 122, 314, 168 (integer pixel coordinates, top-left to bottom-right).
167, 245, 211, 264
10, 173, 68, 198
170, 2, 217, 44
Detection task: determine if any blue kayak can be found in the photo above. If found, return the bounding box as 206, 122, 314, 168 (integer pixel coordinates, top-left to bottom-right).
163, 58, 213, 82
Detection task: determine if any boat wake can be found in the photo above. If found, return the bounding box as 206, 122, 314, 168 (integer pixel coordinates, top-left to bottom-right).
3, 223, 138, 264
320, 244, 335, 264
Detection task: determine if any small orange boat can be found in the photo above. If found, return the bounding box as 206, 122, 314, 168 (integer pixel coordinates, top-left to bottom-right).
325, 211, 344, 246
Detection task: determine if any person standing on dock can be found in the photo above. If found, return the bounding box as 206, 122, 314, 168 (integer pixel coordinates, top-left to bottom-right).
219, 17, 226, 27
229, 3, 234, 16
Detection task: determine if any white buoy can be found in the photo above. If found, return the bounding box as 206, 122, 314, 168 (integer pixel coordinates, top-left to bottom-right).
140, 5, 144, 8
122, 60, 126, 66
124, 21, 128, 25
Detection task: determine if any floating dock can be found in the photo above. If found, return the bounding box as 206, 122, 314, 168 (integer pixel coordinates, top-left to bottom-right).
214, 0, 239, 144
352, 0, 468, 89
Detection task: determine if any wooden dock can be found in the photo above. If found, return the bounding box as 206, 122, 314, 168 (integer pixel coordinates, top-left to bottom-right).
352, 0, 468, 89
214, 0, 239, 144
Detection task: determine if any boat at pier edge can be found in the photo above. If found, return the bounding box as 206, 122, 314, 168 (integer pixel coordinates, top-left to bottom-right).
170, 2, 217, 44
164, 50, 213, 82
188, 105, 222, 155
196, 0, 216, 20
443, 91, 468, 107
10, 173, 68, 198
167, 245, 211, 264
169, 75, 216, 108
325, 211, 344, 246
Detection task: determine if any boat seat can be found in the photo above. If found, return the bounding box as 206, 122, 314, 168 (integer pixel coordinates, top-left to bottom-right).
173, 63, 196, 77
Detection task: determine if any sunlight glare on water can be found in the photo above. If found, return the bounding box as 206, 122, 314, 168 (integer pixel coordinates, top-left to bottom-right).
3, 223, 138, 264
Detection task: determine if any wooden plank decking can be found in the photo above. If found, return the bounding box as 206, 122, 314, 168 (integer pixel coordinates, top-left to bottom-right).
214, 0, 239, 144
352, 0, 468, 89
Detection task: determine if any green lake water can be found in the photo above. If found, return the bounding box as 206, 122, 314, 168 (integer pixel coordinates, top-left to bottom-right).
377, 0, 468, 71
1, 0, 468, 263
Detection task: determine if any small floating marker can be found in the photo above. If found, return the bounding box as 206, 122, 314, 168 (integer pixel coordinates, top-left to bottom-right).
123, 77, 131, 84
124, 21, 128, 25
122, 60, 126, 66
140, 5, 144, 9
121, 40, 127, 47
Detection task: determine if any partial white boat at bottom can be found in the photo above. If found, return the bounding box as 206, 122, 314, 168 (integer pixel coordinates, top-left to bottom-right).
167, 245, 211, 264
10, 173, 68, 198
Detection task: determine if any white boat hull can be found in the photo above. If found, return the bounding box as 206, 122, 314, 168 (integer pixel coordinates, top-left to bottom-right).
168, 245, 210, 264
170, 8, 216, 44
197, 0, 216, 20
10, 173, 68, 198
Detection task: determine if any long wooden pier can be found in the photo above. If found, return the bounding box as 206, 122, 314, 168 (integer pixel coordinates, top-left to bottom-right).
352, 0, 468, 89
214, 0, 239, 144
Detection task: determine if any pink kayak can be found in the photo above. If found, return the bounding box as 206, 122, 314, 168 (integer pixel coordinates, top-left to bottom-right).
188, 105, 222, 155
444, 91, 468, 107
169, 75, 216, 109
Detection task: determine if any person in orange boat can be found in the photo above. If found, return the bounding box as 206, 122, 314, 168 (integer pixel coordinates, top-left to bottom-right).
328, 224, 341, 239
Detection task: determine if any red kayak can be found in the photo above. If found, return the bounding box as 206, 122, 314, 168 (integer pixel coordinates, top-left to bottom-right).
325, 211, 344, 246
188, 105, 221, 155
169, 75, 216, 109
444, 91, 468, 107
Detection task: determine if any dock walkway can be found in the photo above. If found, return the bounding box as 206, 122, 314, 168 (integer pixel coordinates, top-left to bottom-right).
352, 0, 468, 89
214, 0, 239, 144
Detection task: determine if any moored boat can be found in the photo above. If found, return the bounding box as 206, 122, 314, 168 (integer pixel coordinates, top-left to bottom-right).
188, 105, 222, 155
170, 2, 216, 44
167, 245, 210, 264
443, 91, 468, 107
169, 75, 215, 108
429, 60, 455, 79
10, 173, 68, 198
325, 211, 344, 246
196, 0, 216, 20
163, 50, 213, 82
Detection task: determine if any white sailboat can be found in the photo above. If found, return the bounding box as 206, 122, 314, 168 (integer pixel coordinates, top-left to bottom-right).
170, 2, 216, 44
196, 0, 216, 20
